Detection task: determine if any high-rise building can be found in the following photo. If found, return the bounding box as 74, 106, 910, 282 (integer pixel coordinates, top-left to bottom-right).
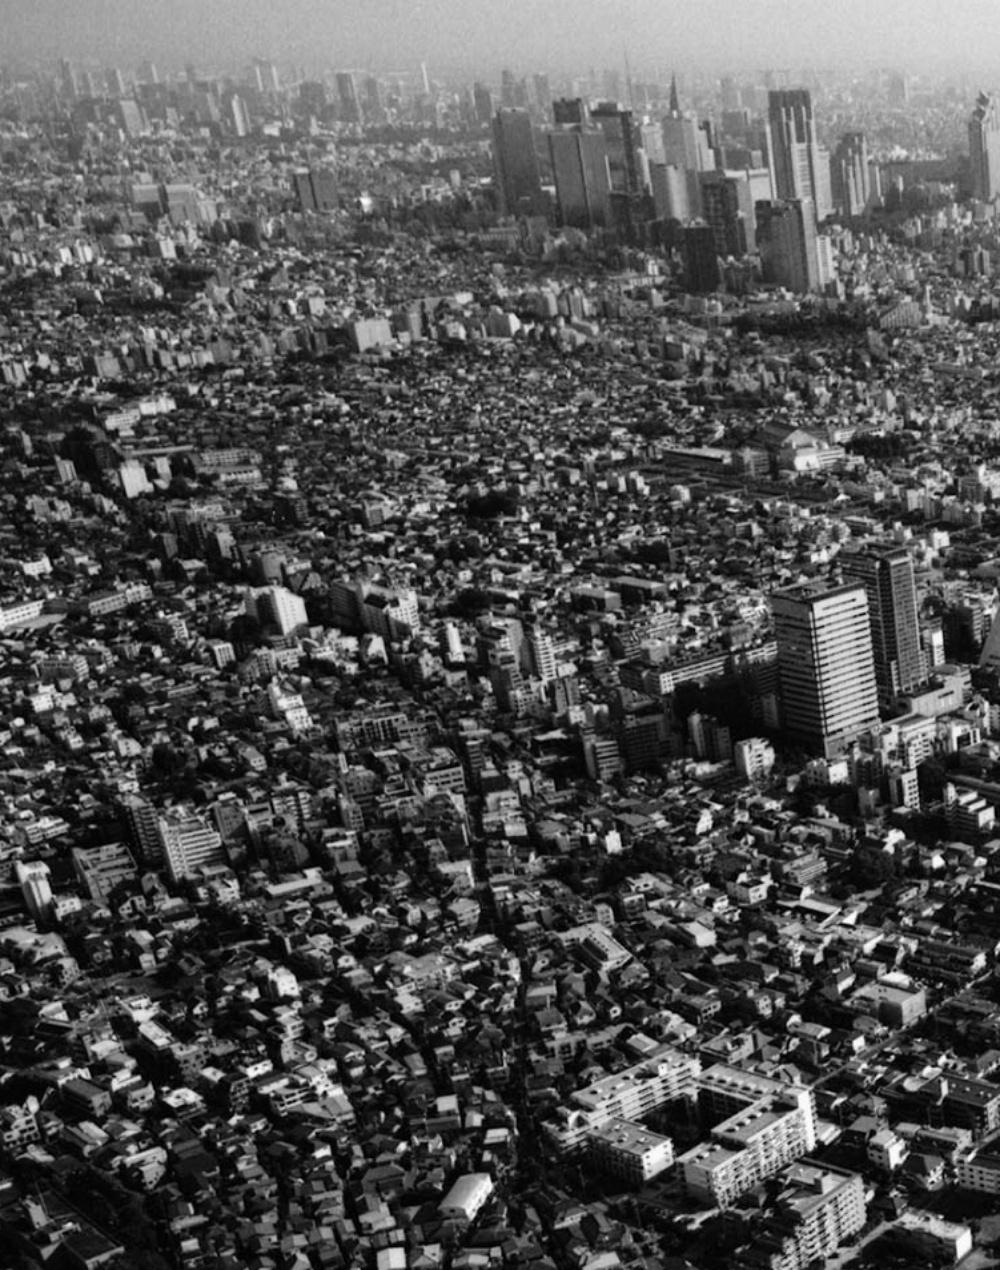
699, 170, 753, 256
472, 81, 494, 125
682, 225, 721, 291
772, 581, 880, 758
590, 102, 642, 194
491, 108, 545, 216
106, 66, 127, 97
756, 198, 822, 293
840, 546, 922, 706
336, 72, 362, 124
830, 132, 870, 218
253, 59, 280, 95
553, 97, 589, 127
548, 127, 611, 228
767, 89, 829, 219
293, 167, 338, 213
122, 794, 164, 866
970, 91, 1000, 202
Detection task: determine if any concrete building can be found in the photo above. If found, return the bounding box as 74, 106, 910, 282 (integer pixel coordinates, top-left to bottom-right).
745, 1163, 865, 1270
756, 198, 822, 293
840, 546, 923, 706
543, 1048, 700, 1154
772, 582, 880, 758
246, 584, 308, 636
679, 1070, 818, 1208
548, 128, 611, 229
831, 132, 870, 217
588, 1117, 674, 1183
439, 1172, 494, 1222
158, 810, 226, 883
767, 89, 829, 219
15, 860, 53, 922
491, 108, 545, 217
970, 91, 1000, 202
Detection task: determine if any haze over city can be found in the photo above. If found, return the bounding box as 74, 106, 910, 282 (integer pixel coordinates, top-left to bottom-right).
10, 2, 1000, 1269
6, 0, 1000, 74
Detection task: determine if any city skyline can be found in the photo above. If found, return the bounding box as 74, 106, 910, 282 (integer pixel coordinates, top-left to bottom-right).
7, 0, 1000, 76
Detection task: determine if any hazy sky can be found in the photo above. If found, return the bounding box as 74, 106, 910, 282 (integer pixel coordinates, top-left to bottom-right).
1, 0, 996, 76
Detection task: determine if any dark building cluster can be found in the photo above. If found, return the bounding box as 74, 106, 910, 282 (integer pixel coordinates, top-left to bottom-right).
2, 47, 1000, 1270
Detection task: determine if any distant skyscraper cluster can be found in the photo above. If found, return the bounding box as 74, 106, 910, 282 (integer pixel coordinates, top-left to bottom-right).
487, 75, 877, 294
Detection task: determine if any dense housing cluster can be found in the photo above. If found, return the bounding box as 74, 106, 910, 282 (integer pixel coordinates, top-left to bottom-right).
5, 51, 1000, 1270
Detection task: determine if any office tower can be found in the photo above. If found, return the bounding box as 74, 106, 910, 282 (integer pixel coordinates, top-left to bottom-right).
553, 97, 589, 126
15, 860, 52, 923
299, 80, 328, 117
532, 74, 551, 111
501, 68, 525, 108
682, 225, 720, 291
472, 81, 493, 124
254, 58, 280, 94
139, 61, 159, 85
491, 108, 545, 216
720, 75, 741, 112
228, 94, 250, 138
106, 66, 127, 97
840, 546, 922, 706
293, 167, 338, 212
767, 89, 829, 219
970, 92, 1000, 201
772, 581, 879, 758
59, 59, 78, 99
662, 111, 707, 171
590, 102, 642, 194
548, 128, 611, 228
363, 75, 383, 118
830, 132, 870, 217
158, 810, 226, 884
699, 170, 752, 255
756, 198, 822, 293
336, 72, 361, 124
650, 163, 691, 220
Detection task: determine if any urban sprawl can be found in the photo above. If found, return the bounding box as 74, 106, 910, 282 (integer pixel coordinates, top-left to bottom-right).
3, 53, 1000, 1270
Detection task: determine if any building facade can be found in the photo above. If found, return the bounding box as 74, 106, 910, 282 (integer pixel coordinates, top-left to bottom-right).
772, 582, 880, 758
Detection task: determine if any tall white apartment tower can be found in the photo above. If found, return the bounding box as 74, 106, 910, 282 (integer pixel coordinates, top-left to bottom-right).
772, 581, 879, 758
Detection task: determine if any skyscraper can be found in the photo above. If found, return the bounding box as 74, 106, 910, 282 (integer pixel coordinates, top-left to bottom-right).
756, 198, 822, 293
491, 108, 545, 216
767, 89, 830, 219
548, 127, 611, 228
699, 170, 753, 256
840, 546, 923, 706
682, 225, 721, 291
830, 132, 871, 218
969, 92, 1000, 202
772, 581, 879, 758
590, 102, 642, 194
336, 72, 362, 124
